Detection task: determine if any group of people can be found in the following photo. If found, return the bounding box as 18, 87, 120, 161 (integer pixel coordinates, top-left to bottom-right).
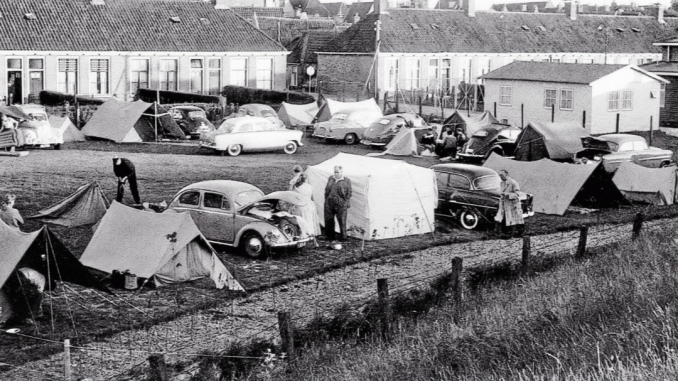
420, 125, 468, 159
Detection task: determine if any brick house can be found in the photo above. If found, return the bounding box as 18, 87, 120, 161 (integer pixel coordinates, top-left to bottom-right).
640, 38, 678, 126
481, 61, 667, 134
318, 0, 676, 104
0, 0, 287, 105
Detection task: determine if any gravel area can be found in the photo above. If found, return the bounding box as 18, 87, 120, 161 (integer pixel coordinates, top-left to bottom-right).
2, 217, 674, 381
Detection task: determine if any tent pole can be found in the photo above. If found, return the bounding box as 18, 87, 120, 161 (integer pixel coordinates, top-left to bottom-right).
405, 169, 436, 241
154, 101, 158, 143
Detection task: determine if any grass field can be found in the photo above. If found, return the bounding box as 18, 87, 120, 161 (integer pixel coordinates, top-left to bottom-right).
1, 131, 678, 368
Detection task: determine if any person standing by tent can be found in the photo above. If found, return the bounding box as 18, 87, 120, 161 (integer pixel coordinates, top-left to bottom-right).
0, 194, 23, 230
420, 128, 437, 154
324, 165, 352, 244
495, 169, 524, 238
440, 129, 457, 159
113, 155, 141, 205
292, 174, 321, 246
289, 165, 303, 190
454, 126, 468, 154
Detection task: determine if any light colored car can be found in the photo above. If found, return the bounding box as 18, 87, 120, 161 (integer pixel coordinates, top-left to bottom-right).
312, 108, 383, 145
200, 116, 304, 156
361, 113, 428, 147
12, 104, 63, 149
221, 103, 284, 129
166, 180, 313, 258
598, 134, 673, 172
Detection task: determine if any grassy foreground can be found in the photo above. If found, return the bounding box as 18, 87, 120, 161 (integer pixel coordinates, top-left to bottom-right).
253, 230, 678, 381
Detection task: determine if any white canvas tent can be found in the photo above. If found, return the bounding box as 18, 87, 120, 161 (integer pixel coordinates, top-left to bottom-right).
49, 115, 85, 142
277, 102, 319, 128
305, 153, 437, 240
613, 162, 677, 205
313, 98, 381, 123
382, 126, 429, 156
80, 202, 243, 290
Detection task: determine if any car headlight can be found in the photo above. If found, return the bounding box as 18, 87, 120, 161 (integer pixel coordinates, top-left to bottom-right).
265, 230, 282, 243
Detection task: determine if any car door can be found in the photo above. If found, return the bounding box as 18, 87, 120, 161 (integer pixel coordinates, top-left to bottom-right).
255, 121, 279, 150
435, 171, 450, 207
447, 173, 475, 207
198, 192, 236, 244
171, 190, 205, 233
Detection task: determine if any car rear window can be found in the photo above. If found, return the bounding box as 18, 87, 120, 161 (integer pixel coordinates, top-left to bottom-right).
448, 174, 471, 190
178, 191, 200, 206
188, 110, 206, 119
234, 190, 264, 208
218, 120, 236, 133
260, 110, 276, 118
474, 175, 501, 191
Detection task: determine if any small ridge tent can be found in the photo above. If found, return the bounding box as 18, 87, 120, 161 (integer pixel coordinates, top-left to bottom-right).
277, 102, 319, 128
27, 181, 109, 227
483, 153, 624, 215
312, 98, 381, 123
49, 115, 85, 142
81, 99, 185, 142
513, 122, 598, 161
305, 153, 437, 239
0, 222, 108, 324
613, 162, 677, 205
381, 126, 429, 156
443, 110, 502, 136
80, 202, 243, 290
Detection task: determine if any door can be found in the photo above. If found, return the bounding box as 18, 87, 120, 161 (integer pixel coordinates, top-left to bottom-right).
199, 192, 236, 243
7, 71, 22, 105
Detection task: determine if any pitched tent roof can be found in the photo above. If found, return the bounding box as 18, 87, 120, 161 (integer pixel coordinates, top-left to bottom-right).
313, 98, 381, 123
323, 9, 678, 54
277, 101, 320, 127
80, 202, 243, 290
0, 0, 284, 52
27, 181, 109, 227
612, 161, 677, 205
81, 99, 185, 142
49, 115, 85, 143
483, 153, 624, 215
305, 153, 437, 239
513, 121, 591, 161
381, 126, 429, 156
443, 110, 501, 136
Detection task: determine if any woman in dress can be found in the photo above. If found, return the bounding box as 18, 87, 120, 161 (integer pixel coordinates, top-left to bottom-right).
292, 174, 322, 241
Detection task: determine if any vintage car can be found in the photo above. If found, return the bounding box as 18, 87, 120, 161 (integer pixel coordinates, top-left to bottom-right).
169, 106, 215, 139
166, 180, 313, 258
598, 134, 673, 173
200, 116, 303, 156
458, 125, 521, 162
360, 113, 427, 147
431, 164, 534, 230
3, 104, 64, 149
222, 103, 284, 129
312, 108, 383, 145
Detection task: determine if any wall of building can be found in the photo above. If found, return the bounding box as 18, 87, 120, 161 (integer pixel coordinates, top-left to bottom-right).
659, 78, 678, 126
317, 53, 374, 98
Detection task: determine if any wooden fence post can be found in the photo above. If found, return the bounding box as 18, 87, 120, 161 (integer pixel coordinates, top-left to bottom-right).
377, 278, 391, 341
582, 110, 586, 129
576, 225, 588, 258
383, 92, 389, 112
551, 104, 555, 122
616, 113, 620, 133
148, 354, 170, 381
521, 103, 524, 128
522, 236, 531, 271
650, 115, 653, 147
64, 339, 72, 381
450, 257, 463, 324
632, 212, 644, 241
278, 311, 295, 360
419, 96, 423, 116
494, 102, 497, 119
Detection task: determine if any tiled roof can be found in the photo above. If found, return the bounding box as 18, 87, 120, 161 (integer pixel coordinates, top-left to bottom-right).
324, 9, 678, 54
640, 61, 678, 74
231, 6, 285, 19
289, 0, 332, 17
324, 2, 348, 18
481, 61, 626, 84
286, 30, 341, 64
0, 0, 285, 52
258, 16, 337, 45
344, 2, 373, 22
491, 2, 550, 12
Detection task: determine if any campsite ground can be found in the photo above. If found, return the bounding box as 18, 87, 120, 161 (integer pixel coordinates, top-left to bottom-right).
2, 132, 678, 368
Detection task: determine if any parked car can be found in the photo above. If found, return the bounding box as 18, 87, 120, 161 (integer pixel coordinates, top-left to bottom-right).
431, 163, 534, 230
458, 125, 521, 162
169, 106, 215, 139
10, 104, 63, 149
166, 180, 313, 258
312, 108, 383, 145
361, 113, 427, 147
222, 103, 284, 129
200, 116, 303, 156
598, 134, 673, 172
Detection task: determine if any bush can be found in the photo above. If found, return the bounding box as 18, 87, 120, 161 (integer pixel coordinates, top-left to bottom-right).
221, 86, 314, 108
39, 90, 106, 106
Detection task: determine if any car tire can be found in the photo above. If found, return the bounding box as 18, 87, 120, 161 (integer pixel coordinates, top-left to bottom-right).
53, 144, 62, 150
227, 144, 242, 156
344, 133, 358, 145
660, 161, 671, 168
283, 141, 298, 155
459, 208, 481, 230
278, 218, 300, 238
240, 232, 267, 259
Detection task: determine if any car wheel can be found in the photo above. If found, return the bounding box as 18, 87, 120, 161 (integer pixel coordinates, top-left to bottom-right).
660, 161, 671, 168
459, 208, 481, 230
227, 144, 242, 156
240, 232, 267, 259
344, 133, 358, 145
53, 144, 62, 150
283, 141, 298, 155
278, 218, 300, 238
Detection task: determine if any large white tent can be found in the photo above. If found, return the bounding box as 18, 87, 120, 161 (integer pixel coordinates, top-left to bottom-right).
305, 153, 437, 240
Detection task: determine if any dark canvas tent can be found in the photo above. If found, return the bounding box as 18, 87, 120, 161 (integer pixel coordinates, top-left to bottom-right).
513, 122, 591, 161
27, 181, 109, 227
80, 202, 243, 290
443, 110, 501, 136
613, 162, 677, 205
49, 115, 85, 142
484, 153, 624, 215
0, 222, 108, 323
81, 99, 185, 142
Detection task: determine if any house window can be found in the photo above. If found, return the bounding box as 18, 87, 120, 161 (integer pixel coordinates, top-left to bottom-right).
661, 83, 666, 108
256, 58, 273, 90
608, 91, 619, 111
208, 59, 221, 95
231, 58, 248, 87
637, 58, 644, 65
160, 59, 178, 91
405, 58, 420, 89
428, 59, 439, 90
560, 89, 573, 110
89, 58, 109, 95
289, 65, 298, 87
552, 58, 560, 63
28, 58, 44, 99
621, 90, 632, 110
130, 58, 149, 93
7, 58, 22, 104
441, 59, 451, 93
190, 59, 204, 93
58, 58, 78, 94
458, 57, 470, 83
544, 89, 557, 108
500, 86, 512, 106
385, 57, 399, 91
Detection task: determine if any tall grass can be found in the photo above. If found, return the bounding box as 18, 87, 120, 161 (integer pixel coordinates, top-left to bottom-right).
267, 231, 678, 380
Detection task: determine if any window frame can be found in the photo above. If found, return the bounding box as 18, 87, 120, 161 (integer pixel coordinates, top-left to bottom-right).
89, 58, 110, 95
560, 88, 573, 111
28, 57, 44, 100
447, 173, 472, 190
544, 88, 557, 109
499, 85, 512, 106
607, 91, 620, 111
159, 58, 179, 91
57, 57, 78, 95
230, 57, 248, 87
178, 191, 201, 206
621, 90, 633, 111
255, 57, 274, 90
405, 57, 420, 90
190, 57, 204, 94
129, 57, 150, 94
660, 83, 666, 108
208, 58, 222, 96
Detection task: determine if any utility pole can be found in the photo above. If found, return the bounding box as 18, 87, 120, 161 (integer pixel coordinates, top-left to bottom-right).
374, 18, 381, 101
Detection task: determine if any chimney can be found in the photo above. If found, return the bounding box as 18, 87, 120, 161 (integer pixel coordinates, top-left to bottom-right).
570, 0, 577, 20
502, 3, 508, 12
463, 0, 475, 17
658, 5, 666, 24
521, 4, 527, 11
214, 0, 230, 9
296, 5, 302, 17
374, 0, 388, 14
353, 13, 360, 23
534, 5, 539, 13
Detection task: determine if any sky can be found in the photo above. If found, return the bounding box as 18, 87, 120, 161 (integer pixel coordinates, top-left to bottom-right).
319, 0, 673, 11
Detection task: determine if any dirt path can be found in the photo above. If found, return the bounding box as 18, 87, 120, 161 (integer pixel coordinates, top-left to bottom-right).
2, 218, 673, 381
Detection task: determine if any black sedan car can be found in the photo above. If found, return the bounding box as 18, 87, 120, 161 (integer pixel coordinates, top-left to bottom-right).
361, 113, 427, 147
431, 163, 534, 230
169, 106, 215, 139
458, 125, 520, 163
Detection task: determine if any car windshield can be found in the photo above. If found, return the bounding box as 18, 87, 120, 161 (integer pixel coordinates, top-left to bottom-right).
331, 113, 347, 121
234, 190, 265, 208
188, 110, 206, 119
217, 120, 237, 133
378, 119, 391, 125
474, 175, 501, 190
28, 113, 48, 121
260, 110, 276, 118
499, 129, 520, 140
